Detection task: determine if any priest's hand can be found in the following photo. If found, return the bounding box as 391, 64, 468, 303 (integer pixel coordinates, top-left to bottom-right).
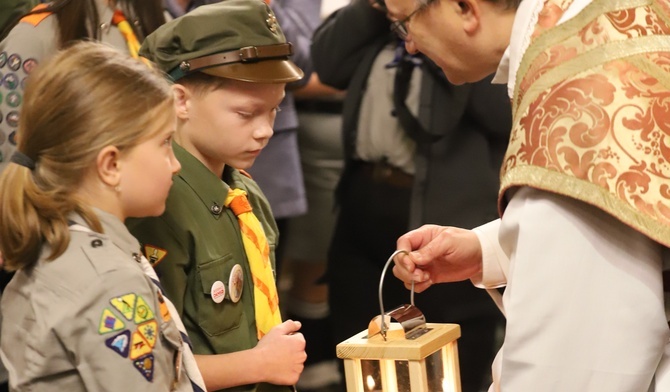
393, 225, 483, 292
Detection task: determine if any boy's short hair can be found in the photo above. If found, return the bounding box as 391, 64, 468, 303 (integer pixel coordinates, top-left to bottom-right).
139, 0, 303, 83
178, 72, 231, 97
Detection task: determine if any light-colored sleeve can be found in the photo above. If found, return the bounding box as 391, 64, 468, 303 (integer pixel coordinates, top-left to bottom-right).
54, 269, 184, 391
492, 188, 667, 390
471, 218, 508, 289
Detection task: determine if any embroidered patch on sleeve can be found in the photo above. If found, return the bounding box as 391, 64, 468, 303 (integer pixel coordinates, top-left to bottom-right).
137, 320, 158, 348
110, 293, 137, 321
133, 353, 155, 382
98, 308, 125, 334
143, 245, 167, 267
105, 330, 131, 358
133, 296, 155, 324
129, 330, 153, 360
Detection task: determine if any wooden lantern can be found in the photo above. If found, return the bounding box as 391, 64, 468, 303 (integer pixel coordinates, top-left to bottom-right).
336, 251, 462, 392
336, 309, 461, 392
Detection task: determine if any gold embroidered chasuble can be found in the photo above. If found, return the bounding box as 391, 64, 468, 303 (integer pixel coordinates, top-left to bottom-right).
500, 0, 670, 246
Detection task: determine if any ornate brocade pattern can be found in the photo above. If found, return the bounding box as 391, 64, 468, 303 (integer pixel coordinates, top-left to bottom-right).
501, 0, 670, 246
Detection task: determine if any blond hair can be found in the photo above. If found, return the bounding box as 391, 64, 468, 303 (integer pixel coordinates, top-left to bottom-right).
0, 41, 173, 271
178, 72, 231, 97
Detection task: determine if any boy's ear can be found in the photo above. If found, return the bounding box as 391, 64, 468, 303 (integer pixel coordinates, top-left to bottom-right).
96, 145, 122, 188
172, 84, 191, 120
456, 0, 481, 35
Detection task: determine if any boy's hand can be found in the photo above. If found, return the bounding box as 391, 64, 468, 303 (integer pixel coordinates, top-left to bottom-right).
255, 320, 306, 385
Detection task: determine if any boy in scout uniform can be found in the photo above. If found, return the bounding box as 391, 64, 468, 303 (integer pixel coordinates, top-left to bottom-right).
127, 1, 306, 391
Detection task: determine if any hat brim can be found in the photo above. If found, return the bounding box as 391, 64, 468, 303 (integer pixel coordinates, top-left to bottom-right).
201, 59, 303, 83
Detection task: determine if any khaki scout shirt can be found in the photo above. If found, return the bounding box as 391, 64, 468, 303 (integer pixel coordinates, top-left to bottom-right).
1, 209, 192, 391
128, 143, 288, 392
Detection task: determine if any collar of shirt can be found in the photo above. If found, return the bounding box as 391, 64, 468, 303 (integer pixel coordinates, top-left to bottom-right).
172, 142, 251, 216
491, 0, 544, 97
68, 208, 141, 257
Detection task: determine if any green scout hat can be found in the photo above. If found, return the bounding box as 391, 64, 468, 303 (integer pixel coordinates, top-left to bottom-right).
139, 0, 304, 83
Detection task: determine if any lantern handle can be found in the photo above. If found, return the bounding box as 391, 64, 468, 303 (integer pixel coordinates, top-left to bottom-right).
379, 249, 415, 339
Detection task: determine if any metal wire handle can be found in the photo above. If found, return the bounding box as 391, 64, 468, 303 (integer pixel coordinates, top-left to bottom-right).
379, 249, 414, 338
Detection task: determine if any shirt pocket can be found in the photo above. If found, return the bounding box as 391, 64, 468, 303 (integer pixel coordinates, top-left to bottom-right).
196, 254, 243, 336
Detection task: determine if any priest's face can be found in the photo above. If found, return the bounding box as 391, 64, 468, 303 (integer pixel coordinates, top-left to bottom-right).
385, 0, 515, 85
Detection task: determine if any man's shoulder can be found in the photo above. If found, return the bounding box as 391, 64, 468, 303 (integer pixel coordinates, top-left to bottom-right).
18, 4, 51, 27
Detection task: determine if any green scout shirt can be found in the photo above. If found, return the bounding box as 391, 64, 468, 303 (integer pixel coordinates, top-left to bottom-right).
127, 143, 288, 392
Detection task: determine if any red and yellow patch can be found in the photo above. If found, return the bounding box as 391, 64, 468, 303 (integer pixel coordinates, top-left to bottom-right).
129, 330, 153, 360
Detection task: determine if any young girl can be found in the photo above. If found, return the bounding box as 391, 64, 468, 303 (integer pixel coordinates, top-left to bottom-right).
0, 41, 202, 391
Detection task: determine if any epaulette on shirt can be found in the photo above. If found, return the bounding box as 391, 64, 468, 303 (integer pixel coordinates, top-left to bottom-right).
19, 4, 51, 27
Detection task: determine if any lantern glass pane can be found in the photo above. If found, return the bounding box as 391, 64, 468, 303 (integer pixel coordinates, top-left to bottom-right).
426, 349, 447, 391
361, 359, 382, 391
395, 360, 410, 392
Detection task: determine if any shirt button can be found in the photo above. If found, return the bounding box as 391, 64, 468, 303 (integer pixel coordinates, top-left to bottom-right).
210, 203, 222, 215
91, 239, 103, 248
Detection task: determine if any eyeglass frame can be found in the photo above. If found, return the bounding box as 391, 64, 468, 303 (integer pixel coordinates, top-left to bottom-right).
390, 0, 436, 40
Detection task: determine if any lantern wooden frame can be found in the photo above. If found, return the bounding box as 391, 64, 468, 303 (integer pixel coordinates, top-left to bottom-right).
337, 323, 462, 392
336, 250, 462, 391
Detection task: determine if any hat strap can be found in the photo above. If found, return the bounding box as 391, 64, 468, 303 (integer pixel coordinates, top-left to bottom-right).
169, 43, 293, 81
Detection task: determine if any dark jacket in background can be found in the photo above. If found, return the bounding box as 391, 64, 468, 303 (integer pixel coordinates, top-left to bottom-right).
312, 1, 511, 390
312, 0, 511, 231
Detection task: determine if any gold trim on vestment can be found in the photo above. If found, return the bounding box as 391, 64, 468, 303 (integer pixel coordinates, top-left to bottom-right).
501, 0, 670, 246
514, 0, 652, 110
517, 35, 670, 118
501, 165, 670, 244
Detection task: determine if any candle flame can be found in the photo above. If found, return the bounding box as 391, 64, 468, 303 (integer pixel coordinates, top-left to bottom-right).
366, 375, 376, 390
442, 377, 455, 392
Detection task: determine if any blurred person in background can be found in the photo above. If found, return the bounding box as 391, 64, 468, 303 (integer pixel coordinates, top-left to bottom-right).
0, 0, 166, 170
280, 1, 349, 390
312, 0, 510, 390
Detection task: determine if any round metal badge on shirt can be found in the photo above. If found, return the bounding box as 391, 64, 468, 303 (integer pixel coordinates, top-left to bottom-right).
210, 280, 226, 304
228, 264, 244, 303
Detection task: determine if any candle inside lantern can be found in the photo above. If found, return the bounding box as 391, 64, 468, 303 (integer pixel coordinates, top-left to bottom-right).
366, 375, 376, 391
361, 360, 382, 391
442, 377, 456, 392
336, 248, 462, 392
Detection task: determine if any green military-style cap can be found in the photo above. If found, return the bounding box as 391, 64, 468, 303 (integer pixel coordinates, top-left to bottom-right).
139, 0, 304, 83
